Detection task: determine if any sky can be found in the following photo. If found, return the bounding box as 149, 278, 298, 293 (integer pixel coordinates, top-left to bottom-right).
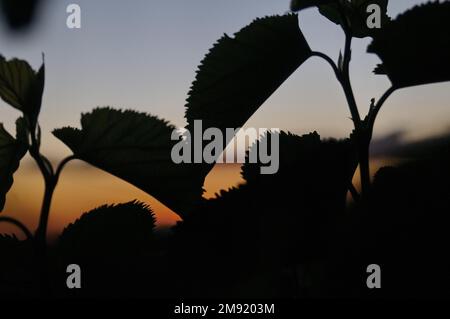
0, 0, 449, 238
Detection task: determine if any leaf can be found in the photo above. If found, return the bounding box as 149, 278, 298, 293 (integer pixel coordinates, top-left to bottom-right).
0, 0, 41, 30
240, 131, 358, 262
317, 1, 347, 26
348, 0, 390, 38
0, 55, 45, 127
291, 0, 390, 38
290, 0, 336, 12
290, 0, 346, 28
0, 123, 28, 211
57, 201, 158, 297
0, 233, 18, 244
53, 107, 204, 217
242, 131, 358, 204
368, 2, 450, 88
322, 0, 389, 38
59, 201, 156, 254
185, 14, 312, 136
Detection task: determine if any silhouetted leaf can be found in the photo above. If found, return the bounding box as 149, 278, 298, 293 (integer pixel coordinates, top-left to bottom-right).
15, 117, 29, 146
59, 201, 156, 251
316, 0, 346, 25
0, 56, 45, 127
0, 123, 27, 211
0, 0, 41, 30
368, 2, 450, 88
348, 0, 390, 38
242, 131, 357, 203
170, 184, 263, 298
172, 131, 358, 297
53, 107, 204, 217
338, 50, 343, 70
290, 0, 345, 27
241, 131, 357, 263
185, 14, 312, 135
291, 0, 390, 38
57, 201, 158, 297
290, 0, 335, 11
0, 233, 22, 293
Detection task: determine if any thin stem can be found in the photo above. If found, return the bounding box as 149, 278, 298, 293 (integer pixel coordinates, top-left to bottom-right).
335, 32, 371, 196
356, 87, 396, 197
32, 155, 75, 246
42, 155, 55, 176
34, 178, 56, 248
311, 51, 340, 79
0, 216, 33, 240
367, 86, 396, 138
313, 6, 389, 198
311, 48, 361, 128
358, 143, 371, 196
311, 46, 369, 195
311, 32, 391, 198
54, 155, 76, 183
341, 33, 362, 129
29, 133, 51, 183
29, 127, 55, 248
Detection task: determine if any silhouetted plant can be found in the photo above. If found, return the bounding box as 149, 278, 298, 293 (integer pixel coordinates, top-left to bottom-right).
169, 131, 358, 297
0, 0, 449, 298
0, 0, 42, 31
54, 201, 158, 297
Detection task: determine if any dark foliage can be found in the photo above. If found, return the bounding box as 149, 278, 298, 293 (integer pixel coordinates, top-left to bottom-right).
54, 201, 161, 298
369, 2, 450, 88
0, 0, 42, 31
1, 0, 450, 299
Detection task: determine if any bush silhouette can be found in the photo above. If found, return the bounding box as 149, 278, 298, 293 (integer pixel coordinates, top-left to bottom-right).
54, 201, 159, 298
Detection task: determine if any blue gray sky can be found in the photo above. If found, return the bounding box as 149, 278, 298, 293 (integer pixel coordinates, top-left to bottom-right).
0, 0, 449, 158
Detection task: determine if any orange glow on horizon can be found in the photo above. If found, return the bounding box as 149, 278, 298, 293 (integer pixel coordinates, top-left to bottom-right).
1, 157, 402, 241
0, 161, 244, 241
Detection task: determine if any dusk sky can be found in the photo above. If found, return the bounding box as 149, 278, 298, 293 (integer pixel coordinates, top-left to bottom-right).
0, 0, 448, 154
0, 0, 449, 238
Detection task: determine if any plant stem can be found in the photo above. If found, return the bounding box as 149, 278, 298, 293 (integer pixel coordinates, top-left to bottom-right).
310, 37, 395, 198
27, 130, 75, 295
34, 178, 56, 249
341, 34, 362, 129
348, 183, 360, 202
339, 33, 375, 197
358, 141, 371, 196
29, 129, 55, 249
31, 153, 76, 248
311, 51, 340, 78
55, 155, 77, 182
311, 48, 369, 196
367, 86, 396, 138
355, 87, 396, 196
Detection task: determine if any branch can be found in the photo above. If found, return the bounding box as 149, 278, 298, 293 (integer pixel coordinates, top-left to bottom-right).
29, 123, 55, 248
311, 51, 340, 79
340, 33, 362, 129
0, 216, 33, 240
367, 86, 396, 136
41, 155, 55, 176
29, 132, 52, 184
348, 183, 360, 202
312, 47, 361, 129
